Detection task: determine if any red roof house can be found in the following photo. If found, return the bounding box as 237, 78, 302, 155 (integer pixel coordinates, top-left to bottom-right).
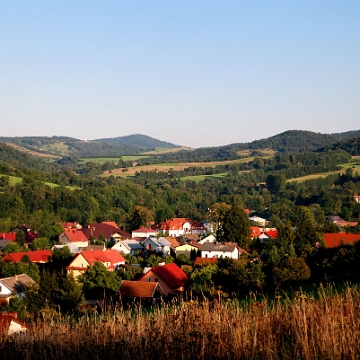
0, 233, 16, 242
82, 223, 131, 240
2, 250, 52, 264
265, 230, 278, 239
323, 233, 360, 248
139, 263, 190, 296
59, 230, 89, 247
0, 312, 29, 336
251, 226, 262, 238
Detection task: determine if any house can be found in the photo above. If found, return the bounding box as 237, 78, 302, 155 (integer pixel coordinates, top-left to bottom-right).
61, 222, 82, 231
66, 249, 125, 278
198, 234, 217, 245
131, 227, 157, 238
175, 243, 201, 260
59, 230, 89, 248
82, 222, 131, 241
0, 274, 35, 306
52, 244, 80, 254
143, 237, 171, 256
0, 312, 29, 336
249, 216, 267, 227
111, 240, 144, 255
201, 242, 247, 260
118, 280, 165, 304
2, 250, 52, 264
323, 233, 360, 248
157, 218, 207, 237
251, 226, 262, 238
328, 216, 358, 228
139, 263, 190, 297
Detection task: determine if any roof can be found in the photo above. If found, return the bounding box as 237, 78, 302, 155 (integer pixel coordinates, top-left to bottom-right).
164, 236, 180, 249
158, 218, 206, 231
66, 249, 125, 270
82, 223, 131, 240
0, 232, 16, 242
265, 230, 278, 239
201, 242, 237, 252
63, 230, 88, 243
52, 244, 80, 253
244, 208, 251, 215
194, 257, 218, 266
188, 241, 202, 250
2, 250, 52, 263
0, 240, 11, 249
0, 274, 35, 293
251, 226, 262, 237
145, 237, 170, 247
0, 313, 29, 334
323, 233, 360, 248
132, 227, 157, 234
119, 280, 164, 298
112, 240, 144, 252
141, 263, 190, 290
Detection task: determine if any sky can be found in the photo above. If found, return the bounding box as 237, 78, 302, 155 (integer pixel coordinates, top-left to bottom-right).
1, 1, 359, 148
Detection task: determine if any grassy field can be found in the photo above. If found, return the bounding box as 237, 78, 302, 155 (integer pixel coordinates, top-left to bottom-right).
102, 156, 257, 178
142, 146, 193, 155
2, 284, 360, 359
79, 157, 122, 164
41, 142, 70, 156
180, 173, 228, 182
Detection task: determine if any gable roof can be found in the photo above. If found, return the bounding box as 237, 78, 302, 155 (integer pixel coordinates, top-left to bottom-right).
164, 236, 180, 249
132, 227, 157, 234
201, 242, 237, 252
158, 218, 206, 231
141, 263, 190, 290
0, 274, 35, 293
323, 233, 360, 248
63, 230, 88, 243
119, 280, 164, 298
2, 250, 52, 263
82, 223, 131, 240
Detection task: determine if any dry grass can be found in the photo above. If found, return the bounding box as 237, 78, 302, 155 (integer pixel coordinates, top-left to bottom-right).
2, 284, 360, 359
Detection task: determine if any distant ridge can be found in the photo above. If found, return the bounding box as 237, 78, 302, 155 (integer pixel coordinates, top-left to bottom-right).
92, 134, 178, 149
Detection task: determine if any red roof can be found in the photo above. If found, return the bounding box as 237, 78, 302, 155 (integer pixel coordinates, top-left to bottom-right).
244, 208, 251, 215
82, 223, 131, 240
265, 230, 278, 239
194, 257, 218, 266
119, 280, 164, 298
64, 230, 88, 243
251, 226, 262, 237
0, 313, 29, 334
140, 263, 189, 290
132, 227, 156, 234
0, 233, 16, 242
2, 250, 52, 263
323, 233, 360, 248
158, 218, 206, 231
67, 249, 125, 270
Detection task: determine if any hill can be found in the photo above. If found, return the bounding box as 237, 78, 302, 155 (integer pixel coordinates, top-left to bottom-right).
92, 134, 177, 149
318, 137, 360, 156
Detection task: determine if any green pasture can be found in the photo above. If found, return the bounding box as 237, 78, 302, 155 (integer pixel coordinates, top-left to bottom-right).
0, 174, 22, 185
121, 155, 150, 161
180, 173, 228, 182
79, 157, 122, 164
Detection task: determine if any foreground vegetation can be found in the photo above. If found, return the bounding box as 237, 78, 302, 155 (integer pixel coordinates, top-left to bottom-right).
2, 284, 360, 359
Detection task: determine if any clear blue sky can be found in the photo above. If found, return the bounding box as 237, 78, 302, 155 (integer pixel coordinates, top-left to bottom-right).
1, 1, 359, 148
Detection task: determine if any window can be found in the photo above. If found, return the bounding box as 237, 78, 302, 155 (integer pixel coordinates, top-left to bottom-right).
155, 278, 159, 282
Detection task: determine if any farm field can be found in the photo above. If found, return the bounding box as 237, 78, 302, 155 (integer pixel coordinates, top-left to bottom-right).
102, 156, 257, 177
142, 146, 193, 155
79, 155, 150, 164
179, 173, 228, 182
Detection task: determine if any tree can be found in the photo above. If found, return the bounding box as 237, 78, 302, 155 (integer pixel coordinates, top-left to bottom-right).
191, 263, 218, 297
222, 198, 251, 247
78, 262, 122, 300
15, 230, 26, 246
208, 202, 231, 239
273, 257, 311, 287
266, 174, 286, 194
127, 206, 153, 231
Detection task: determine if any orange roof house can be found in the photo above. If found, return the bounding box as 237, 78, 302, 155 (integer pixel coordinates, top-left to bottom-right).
265, 230, 278, 239
59, 230, 89, 248
251, 226, 262, 238
323, 233, 360, 248
0, 312, 29, 336
82, 223, 131, 240
2, 250, 52, 264
157, 218, 207, 237
118, 280, 165, 303
0, 233, 16, 242
66, 249, 125, 278
139, 263, 190, 297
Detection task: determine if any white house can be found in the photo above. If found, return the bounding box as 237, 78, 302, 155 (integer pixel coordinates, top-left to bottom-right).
249, 216, 267, 227
0, 274, 35, 306
143, 237, 171, 256
112, 240, 144, 255
198, 234, 217, 245
201, 243, 246, 260
131, 227, 157, 238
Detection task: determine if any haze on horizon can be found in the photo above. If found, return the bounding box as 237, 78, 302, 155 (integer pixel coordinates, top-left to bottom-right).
1, 1, 359, 148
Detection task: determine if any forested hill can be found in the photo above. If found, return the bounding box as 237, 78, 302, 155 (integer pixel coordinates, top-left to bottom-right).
0, 136, 154, 157
92, 134, 177, 148
136, 129, 360, 164
318, 137, 360, 156
0, 143, 60, 172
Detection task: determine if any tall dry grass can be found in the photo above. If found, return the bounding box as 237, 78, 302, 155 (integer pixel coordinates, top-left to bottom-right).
1, 284, 360, 359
